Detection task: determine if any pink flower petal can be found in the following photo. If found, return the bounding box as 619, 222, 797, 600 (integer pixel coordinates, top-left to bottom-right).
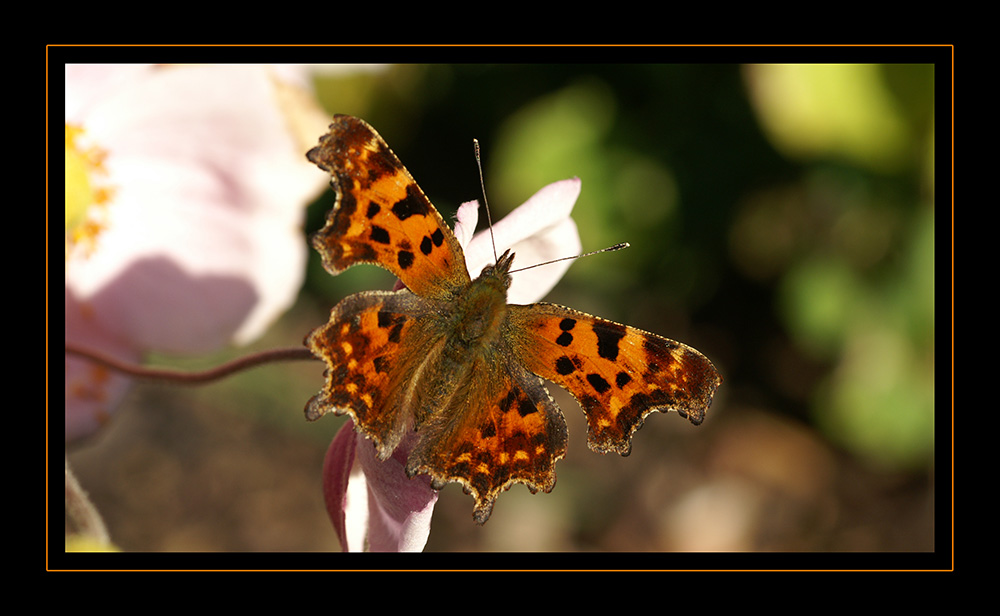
356, 432, 438, 552
323, 420, 361, 551
65, 65, 328, 443
66, 65, 323, 351
324, 422, 438, 552
65, 289, 139, 442
452, 199, 479, 249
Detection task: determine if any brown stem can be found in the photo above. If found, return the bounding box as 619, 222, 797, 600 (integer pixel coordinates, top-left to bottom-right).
64, 343, 318, 385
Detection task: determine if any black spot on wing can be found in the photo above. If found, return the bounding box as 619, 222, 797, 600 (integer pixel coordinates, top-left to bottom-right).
398, 250, 415, 270
376, 310, 406, 343
371, 225, 390, 244
391, 185, 430, 221
586, 373, 611, 394
555, 356, 575, 376
376, 311, 393, 328
498, 390, 516, 413
592, 321, 627, 361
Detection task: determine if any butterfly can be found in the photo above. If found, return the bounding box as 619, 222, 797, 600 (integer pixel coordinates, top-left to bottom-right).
304, 115, 721, 524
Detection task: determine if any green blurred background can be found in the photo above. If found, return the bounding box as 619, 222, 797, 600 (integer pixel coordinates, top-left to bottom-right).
68, 63, 939, 553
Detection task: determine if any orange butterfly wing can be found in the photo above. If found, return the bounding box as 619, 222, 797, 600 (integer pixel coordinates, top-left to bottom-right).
404, 356, 568, 525
307, 115, 470, 298
305, 290, 432, 458
509, 303, 721, 456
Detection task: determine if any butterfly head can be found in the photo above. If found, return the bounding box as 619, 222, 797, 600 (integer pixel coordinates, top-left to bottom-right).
476, 249, 515, 290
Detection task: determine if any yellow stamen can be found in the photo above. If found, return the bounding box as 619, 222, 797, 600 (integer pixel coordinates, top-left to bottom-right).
65, 124, 112, 259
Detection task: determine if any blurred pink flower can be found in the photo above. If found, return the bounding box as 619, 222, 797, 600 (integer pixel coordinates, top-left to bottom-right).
322, 178, 582, 551
64, 64, 328, 443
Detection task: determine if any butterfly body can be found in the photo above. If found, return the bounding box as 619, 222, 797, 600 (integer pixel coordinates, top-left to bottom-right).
306, 115, 721, 524
438, 250, 513, 356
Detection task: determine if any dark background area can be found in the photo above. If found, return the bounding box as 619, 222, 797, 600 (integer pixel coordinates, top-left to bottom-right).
65, 60, 943, 555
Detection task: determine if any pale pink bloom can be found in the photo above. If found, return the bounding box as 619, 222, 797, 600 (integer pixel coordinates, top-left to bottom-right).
324, 178, 582, 552
65, 64, 327, 443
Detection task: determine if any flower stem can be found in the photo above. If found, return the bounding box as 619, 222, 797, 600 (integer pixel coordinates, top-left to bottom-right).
64, 343, 317, 385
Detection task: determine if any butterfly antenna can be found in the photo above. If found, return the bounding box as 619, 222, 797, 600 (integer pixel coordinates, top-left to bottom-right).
509, 242, 631, 274
473, 139, 499, 263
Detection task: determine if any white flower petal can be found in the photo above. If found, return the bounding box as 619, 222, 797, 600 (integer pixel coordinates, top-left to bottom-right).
462, 177, 582, 304
64, 65, 327, 442
452, 199, 479, 249
65, 65, 324, 352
